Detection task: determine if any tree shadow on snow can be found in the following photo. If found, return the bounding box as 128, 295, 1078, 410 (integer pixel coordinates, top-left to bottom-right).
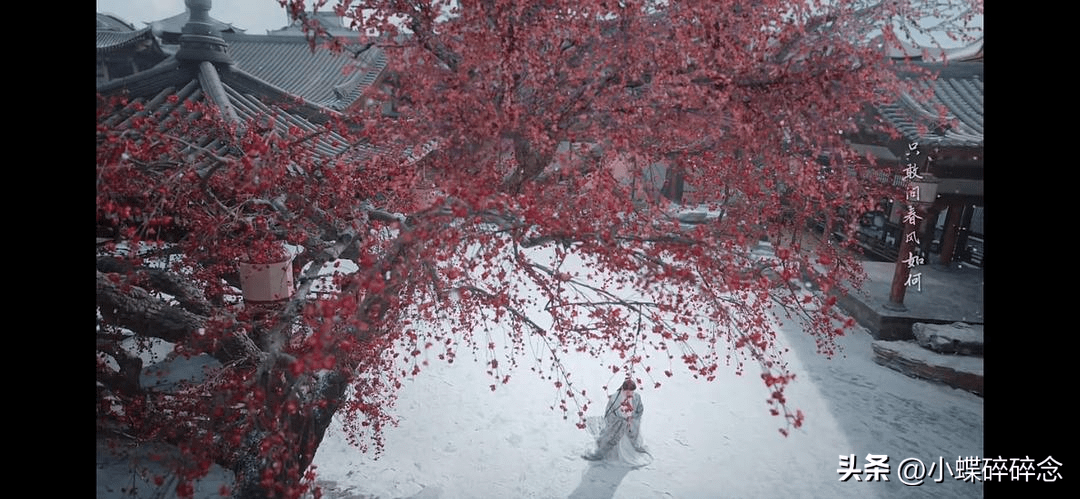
566, 461, 634, 499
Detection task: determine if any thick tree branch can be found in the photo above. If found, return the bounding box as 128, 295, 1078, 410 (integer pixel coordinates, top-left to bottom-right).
97, 256, 215, 315
96, 270, 206, 344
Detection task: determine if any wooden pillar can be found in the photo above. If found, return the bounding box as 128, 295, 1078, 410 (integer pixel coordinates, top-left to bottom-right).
920, 203, 941, 263
884, 226, 915, 311
884, 204, 929, 311
938, 202, 965, 266
661, 166, 684, 203
885, 140, 935, 311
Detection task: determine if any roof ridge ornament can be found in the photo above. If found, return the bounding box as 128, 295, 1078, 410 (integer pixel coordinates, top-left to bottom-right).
175, 0, 233, 65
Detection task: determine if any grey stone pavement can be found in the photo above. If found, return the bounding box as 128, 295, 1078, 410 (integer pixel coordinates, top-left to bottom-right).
838, 260, 984, 342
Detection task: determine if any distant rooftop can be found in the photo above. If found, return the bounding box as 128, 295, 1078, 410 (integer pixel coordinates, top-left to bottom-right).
879, 61, 983, 148
878, 36, 983, 63
96, 12, 137, 31
267, 10, 360, 37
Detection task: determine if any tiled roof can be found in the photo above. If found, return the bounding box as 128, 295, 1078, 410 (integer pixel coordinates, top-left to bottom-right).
877, 62, 983, 148
98, 59, 374, 167
97, 26, 157, 53
884, 38, 983, 63
97, 12, 137, 31
266, 11, 359, 37
224, 33, 387, 111
97, 9, 384, 112
96, 9, 425, 173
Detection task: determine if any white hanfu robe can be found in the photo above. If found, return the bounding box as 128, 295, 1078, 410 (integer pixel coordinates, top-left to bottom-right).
585, 390, 653, 467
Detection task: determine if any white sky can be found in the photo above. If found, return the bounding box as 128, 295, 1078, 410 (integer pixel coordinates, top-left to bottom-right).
95, 0, 305, 35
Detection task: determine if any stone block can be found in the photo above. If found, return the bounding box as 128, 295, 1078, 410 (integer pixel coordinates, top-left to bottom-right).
912, 321, 983, 356
872, 340, 983, 396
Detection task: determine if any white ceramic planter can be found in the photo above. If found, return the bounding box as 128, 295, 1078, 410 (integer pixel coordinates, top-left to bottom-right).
238, 258, 294, 303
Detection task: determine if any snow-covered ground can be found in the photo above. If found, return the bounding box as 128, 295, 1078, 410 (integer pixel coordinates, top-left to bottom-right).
97, 244, 985, 499
308, 309, 984, 499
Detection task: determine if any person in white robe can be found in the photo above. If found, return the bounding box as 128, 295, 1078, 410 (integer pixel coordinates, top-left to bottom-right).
583, 378, 652, 466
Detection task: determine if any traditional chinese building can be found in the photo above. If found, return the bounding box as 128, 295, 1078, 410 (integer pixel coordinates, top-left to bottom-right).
97, 2, 388, 116
96, 0, 421, 246
97, 3, 364, 154
96, 13, 170, 85
847, 47, 984, 270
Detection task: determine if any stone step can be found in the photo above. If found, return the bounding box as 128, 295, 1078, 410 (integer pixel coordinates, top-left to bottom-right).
871, 339, 983, 396
912, 321, 983, 355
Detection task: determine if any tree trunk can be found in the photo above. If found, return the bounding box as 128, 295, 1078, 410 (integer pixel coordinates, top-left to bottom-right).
97, 261, 353, 498
503, 137, 554, 194
231, 369, 349, 499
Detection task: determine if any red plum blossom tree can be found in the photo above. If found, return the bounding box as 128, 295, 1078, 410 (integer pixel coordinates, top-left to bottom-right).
96, 0, 981, 497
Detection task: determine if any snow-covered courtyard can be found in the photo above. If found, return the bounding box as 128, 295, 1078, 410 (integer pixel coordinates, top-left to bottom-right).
97, 241, 989, 498
307, 308, 984, 499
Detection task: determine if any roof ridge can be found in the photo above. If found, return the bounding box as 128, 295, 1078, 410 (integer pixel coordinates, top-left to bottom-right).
197, 61, 241, 126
